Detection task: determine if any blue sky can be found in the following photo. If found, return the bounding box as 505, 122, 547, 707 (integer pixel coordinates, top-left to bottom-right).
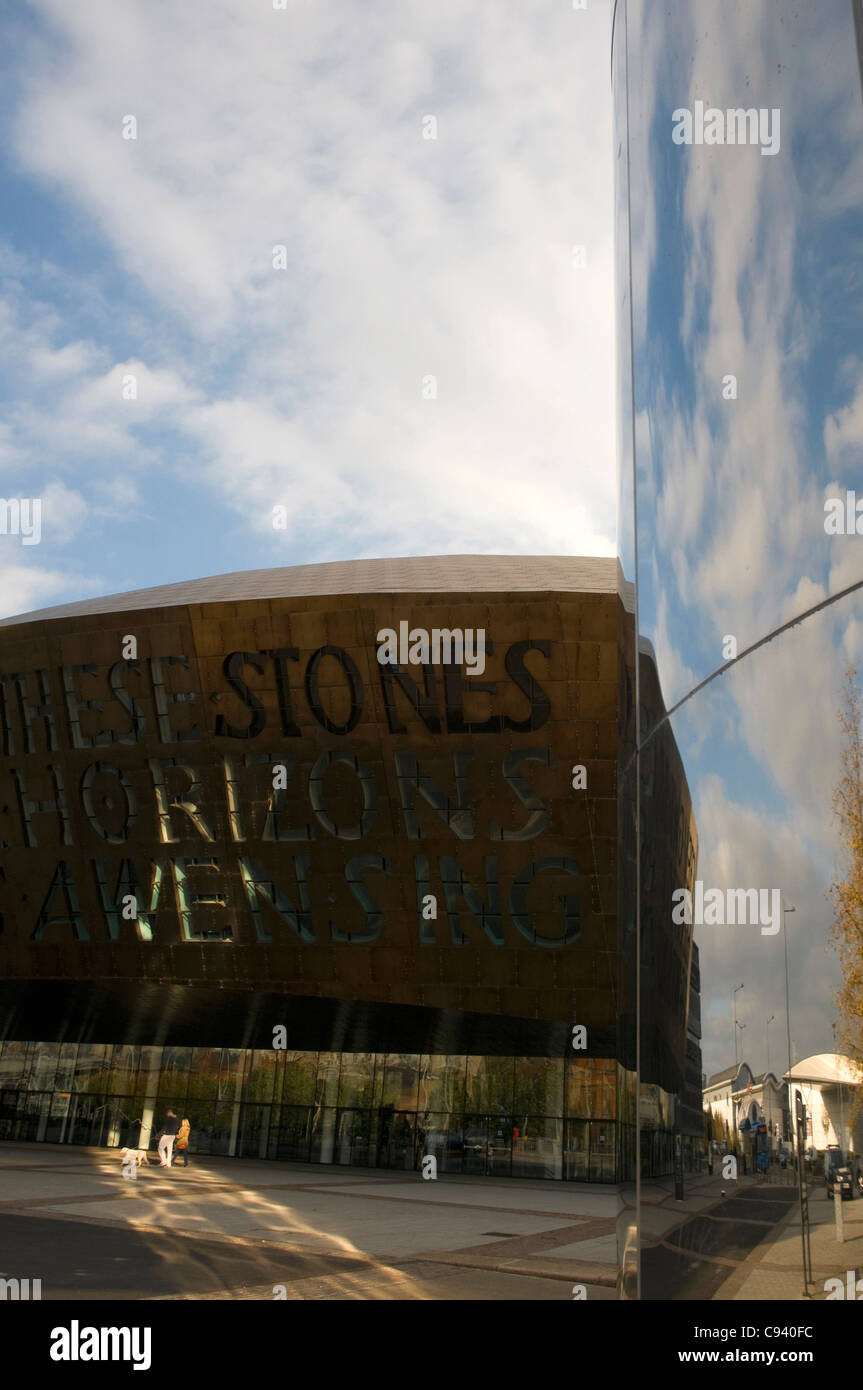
0, 0, 615, 621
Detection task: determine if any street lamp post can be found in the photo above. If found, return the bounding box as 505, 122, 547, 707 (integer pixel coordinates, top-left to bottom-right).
766, 1014, 775, 1077
783, 905, 795, 1076
783, 904, 795, 1150
733, 984, 745, 1066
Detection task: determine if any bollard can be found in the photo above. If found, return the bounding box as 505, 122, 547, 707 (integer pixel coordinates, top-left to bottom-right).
834, 1188, 844, 1243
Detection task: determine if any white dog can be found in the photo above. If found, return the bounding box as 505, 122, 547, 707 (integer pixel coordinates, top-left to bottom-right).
120, 1146, 150, 1167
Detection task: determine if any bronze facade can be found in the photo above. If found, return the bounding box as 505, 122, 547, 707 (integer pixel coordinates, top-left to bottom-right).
0, 559, 697, 1178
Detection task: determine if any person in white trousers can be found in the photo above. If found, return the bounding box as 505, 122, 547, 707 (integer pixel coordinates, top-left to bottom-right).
158, 1110, 180, 1167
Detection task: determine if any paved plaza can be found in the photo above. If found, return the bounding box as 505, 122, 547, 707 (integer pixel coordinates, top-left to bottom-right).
2, 1144, 855, 1300
717, 1178, 863, 1301
0, 1143, 621, 1300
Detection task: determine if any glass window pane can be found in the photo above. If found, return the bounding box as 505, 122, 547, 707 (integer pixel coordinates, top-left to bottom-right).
513, 1057, 564, 1116
462, 1114, 490, 1174
29, 1043, 59, 1092
334, 1108, 373, 1166
237, 1103, 271, 1159
53, 1043, 78, 1093
465, 1057, 513, 1112
564, 1118, 589, 1181
0, 1086, 25, 1140
186, 1048, 221, 1101
106, 1045, 140, 1095
274, 1105, 313, 1162
17, 1091, 51, 1144
381, 1111, 416, 1170
314, 1052, 340, 1107
589, 1121, 616, 1183
379, 1054, 420, 1111
39, 1092, 71, 1144
566, 1057, 617, 1117
158, 1047, 192, 1100
246, 1050, 278, 1103
512, 1117, 563, 1180
0, 1041, 31, 1087
415, 1112, 462, 1174
309, 1105, 338, 1163
132, 1046, 163, 1102
67, 1092, 103, 1144
338, 1053, 376, 1108
186, 1102, 216, 1156
73, 1043, 110, 1093
417, 1055, 466, 1112
281, 1052, 318, 1105
487, 1115, 513, 1177
217, 1049, 249, 1100
211, 1099, 241, 1155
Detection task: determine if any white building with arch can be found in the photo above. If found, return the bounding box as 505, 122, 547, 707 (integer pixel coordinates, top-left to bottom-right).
784, 1054, 863, 1157
703, 1062, 788, 1153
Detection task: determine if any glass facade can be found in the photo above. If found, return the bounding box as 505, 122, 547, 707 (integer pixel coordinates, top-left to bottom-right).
615, 0, 863, 1298
0, 1040, 692, 1183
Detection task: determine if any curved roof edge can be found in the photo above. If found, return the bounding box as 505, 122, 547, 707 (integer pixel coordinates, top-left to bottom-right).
0, 554, 622, 627
784, 1053, 863, 1085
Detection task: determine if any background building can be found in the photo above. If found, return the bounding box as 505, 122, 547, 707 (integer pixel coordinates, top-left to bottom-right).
784, 1054, 863, 1159
703, 1062, 788, 1158
0, 555, 698, 1180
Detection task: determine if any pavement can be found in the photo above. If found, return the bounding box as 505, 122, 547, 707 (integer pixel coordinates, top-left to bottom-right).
0, 1143, 623, 1300
3, 1145, 849, 1300
642, 1180, 799, 1299
717, 1175, 863, 1300
638, 1168, 863, 1300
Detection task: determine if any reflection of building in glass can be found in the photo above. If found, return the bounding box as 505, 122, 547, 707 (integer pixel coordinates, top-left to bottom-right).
638, 639, 699, 1098
703, 1063, 788, 1158
618, 619, 702, 1176
680, 943, 704, 1136
784, 1054, 863, 1158
0, 556, 697, 1180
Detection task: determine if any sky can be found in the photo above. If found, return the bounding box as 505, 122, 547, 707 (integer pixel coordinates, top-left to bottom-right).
0, 0, 616, 622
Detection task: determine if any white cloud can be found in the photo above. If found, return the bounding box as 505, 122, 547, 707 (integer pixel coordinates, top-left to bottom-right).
40, 482, 89, 545
694, 773, 841, 1076
6, 0, 616, 561
825, 374, 863, 467
0, 562, 100, 621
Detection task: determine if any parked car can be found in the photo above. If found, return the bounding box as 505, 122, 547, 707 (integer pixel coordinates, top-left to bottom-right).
825, 1146, 854, 1200
462, 1128, 491, 1155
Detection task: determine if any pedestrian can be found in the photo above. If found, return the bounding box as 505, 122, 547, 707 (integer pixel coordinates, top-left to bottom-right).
176, 1117, 191, 1168
158, 1109, 180, 1167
